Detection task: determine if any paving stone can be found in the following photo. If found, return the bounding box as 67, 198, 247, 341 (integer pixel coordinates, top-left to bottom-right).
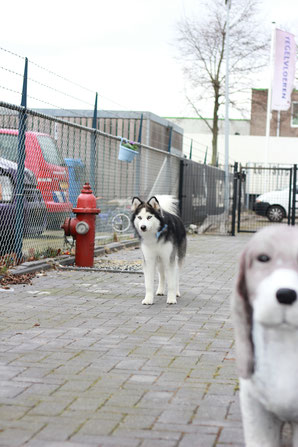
0, 234, 252, 446
158, 409, 195, 425
0, 428, 33, 446
217, 426, 245, 444
70, 433, 141, 446
178, 432, 218, 447
141, 440, 177, 447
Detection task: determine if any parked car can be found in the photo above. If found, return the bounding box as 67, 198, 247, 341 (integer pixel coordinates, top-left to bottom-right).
0, 157, 47, 254
0, 130, 72, 229
254, 186, 298, 222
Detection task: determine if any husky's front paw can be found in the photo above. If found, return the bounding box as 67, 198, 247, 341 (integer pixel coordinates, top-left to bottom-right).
156, 287, 165, 296
166, 294, 177, 305
142, 295, 154, 305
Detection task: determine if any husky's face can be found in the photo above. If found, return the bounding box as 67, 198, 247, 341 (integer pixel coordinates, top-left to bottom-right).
131, 197, 162, 236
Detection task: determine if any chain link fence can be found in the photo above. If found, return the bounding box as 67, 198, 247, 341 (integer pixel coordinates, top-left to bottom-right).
0, 102, 183, 266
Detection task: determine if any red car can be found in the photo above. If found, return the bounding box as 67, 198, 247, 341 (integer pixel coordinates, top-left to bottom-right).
0, 130, 72, 229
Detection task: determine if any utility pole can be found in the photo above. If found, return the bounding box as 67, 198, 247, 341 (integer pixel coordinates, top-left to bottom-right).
224, 0, 231, 222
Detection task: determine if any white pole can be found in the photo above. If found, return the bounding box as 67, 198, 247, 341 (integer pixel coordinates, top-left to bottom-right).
265, 22, 276, 166
224, 0, 230, 216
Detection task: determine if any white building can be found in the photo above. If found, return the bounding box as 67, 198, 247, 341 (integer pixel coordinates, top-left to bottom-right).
166, 116, 298, 167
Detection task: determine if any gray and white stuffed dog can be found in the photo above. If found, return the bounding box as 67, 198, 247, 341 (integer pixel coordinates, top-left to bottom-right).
232, 225, 298, 447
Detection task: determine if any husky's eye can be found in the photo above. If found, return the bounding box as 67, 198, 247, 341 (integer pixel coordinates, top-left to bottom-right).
138, 216, 142, 220
257, 254, 271, 263
147, 216, 152, 220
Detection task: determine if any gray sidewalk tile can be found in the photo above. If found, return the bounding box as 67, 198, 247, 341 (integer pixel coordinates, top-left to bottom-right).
0, 234, 252, 446
178, 432, 218, 447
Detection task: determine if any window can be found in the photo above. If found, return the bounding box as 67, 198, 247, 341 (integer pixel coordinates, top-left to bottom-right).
37, 135, 65, 166
0, 175, 13, 202
0, 134, 18, 162
291, 102, 298, 127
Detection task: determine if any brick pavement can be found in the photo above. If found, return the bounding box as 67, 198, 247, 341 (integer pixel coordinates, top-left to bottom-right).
0, 233, 252, 447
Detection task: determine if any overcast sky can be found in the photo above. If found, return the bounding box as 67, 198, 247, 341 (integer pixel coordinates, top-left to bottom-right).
1, 0, 298, 118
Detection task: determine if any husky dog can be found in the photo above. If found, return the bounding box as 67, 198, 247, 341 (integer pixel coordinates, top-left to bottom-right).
131, 195, 187, 305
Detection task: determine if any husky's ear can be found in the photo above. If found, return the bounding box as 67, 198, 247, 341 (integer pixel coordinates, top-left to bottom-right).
231, 248, 254, 379
131, 197, 143, 212
147, 196, 160, 212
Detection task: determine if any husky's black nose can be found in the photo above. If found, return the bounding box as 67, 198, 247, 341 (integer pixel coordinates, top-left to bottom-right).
276, 288, 297, 305
140, 225, 147, 232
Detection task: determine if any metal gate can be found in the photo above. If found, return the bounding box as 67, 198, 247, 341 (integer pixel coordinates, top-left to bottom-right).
179, 159, 231, 233
232, 163, 297, 234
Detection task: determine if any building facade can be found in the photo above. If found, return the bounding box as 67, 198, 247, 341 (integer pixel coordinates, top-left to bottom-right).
36, 110, 184, 156
250, 88, 298, 137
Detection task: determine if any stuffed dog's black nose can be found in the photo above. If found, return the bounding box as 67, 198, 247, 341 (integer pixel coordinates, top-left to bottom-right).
140, 225, 147, 232
276, 288, 297, 305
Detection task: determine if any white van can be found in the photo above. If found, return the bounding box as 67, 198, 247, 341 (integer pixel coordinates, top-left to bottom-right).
254, 186, 298, 222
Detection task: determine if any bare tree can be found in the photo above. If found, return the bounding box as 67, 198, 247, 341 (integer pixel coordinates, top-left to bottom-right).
176, 0, 269, 165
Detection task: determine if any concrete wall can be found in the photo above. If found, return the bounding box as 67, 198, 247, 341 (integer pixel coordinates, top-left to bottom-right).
167, 115, 297, 167
181, 132, 298, 166
166, 117, 250, 136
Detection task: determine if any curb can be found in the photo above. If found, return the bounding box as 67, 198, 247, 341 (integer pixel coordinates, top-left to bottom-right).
6, 239, 140, 278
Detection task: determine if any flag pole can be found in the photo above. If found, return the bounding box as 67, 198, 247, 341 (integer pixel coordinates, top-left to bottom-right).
224, 0, 231, 220
265, 22, 276, 166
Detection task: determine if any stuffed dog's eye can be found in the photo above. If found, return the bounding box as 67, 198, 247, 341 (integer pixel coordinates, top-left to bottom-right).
147, 216, 152, 220
257, 254, 270, 262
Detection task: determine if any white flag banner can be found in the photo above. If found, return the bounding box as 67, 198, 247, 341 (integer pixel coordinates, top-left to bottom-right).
271, 29, 296, 111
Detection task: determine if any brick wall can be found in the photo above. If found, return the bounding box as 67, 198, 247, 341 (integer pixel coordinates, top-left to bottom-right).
250, 88, 298, 137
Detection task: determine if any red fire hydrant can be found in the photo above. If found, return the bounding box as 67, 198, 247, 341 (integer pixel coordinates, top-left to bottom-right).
61, 182, 100, 267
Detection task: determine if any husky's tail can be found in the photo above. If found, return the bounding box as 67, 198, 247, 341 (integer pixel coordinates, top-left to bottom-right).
154, 195, 179, 216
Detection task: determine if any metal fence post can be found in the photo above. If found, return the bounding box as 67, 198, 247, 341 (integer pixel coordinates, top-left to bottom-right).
168, 126, 172, 153
167, 126, 173, 193
90, 92, 97, 193
204, 147, 208, 164
237, 167, 243, 234
189, 139, 193, 160
138, 113, 143, 144
231, 162, 238, 236
15, 57, 28, 261
178, 159, 185, 217
134, 114, 143, 196
288, 168, 293, 225
292, 164, 297, 226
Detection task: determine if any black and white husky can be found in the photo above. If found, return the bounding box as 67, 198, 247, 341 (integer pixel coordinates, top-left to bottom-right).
131, 195, 187, 305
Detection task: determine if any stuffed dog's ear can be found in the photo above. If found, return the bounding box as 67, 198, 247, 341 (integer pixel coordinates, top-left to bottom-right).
147, 196, 160, 212
131, 197, 143, 212
231, 249, 254, 379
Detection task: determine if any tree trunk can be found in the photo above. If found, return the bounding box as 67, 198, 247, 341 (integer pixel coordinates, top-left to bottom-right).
211, 86, 220, 166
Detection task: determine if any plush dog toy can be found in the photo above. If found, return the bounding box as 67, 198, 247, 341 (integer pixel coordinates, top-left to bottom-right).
232, 225, 298, 447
